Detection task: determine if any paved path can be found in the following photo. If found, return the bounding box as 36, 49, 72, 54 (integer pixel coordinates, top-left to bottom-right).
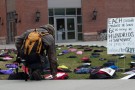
57, 41, 107, 46
0, 80, 135, 90
0, 41, 107, 49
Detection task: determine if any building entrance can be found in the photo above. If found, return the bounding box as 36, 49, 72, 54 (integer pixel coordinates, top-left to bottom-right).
55, 17, 76, 42
7, 12, 17, 44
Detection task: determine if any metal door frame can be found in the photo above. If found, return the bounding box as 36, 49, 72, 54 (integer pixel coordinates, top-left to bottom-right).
54, 16, 77, 43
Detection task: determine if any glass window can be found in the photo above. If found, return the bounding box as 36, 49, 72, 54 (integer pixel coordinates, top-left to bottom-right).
49, 9, 54, 16
66, 8, 76, 15
62, 32, 65, 40
54, 8, 65, 15
67, 18, 75, 31
7, 12, 14, 20
68, 32, 75, 39
77, 16, 82, 24
77, 8, 81, 15
78, 25, 82, 32
56, 18, 65, 31
78, 33, 83, 40
49, 17, 54, 25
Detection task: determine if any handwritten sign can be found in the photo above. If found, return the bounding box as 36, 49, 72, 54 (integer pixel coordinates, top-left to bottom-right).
107, 17, 135, 54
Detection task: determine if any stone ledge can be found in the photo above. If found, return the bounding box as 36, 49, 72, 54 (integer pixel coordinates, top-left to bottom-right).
83, 32, 98, 35
83, 32, 99, 41
0, 37, 6, 44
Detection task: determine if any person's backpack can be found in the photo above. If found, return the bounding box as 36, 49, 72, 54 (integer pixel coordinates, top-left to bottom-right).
23, 29, 47, 55
20, 29, 48, 64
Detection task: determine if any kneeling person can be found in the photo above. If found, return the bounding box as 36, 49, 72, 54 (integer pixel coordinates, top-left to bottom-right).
15, 24, 57, 80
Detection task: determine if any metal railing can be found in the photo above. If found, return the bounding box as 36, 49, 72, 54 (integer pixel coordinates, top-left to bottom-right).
97, 29, 107, 41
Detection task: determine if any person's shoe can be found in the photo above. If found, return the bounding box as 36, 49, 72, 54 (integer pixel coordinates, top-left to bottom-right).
31, 70, 43, 80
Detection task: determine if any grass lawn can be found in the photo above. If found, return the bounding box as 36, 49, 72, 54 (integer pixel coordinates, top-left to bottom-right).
0, 45, 134, 80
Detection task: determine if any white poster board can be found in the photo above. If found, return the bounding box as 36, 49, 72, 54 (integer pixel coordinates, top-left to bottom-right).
100, 67, 115, 76
107, 17, 135, 54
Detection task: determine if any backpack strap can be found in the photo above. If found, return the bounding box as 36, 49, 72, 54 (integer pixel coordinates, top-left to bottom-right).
21, 32, 30, 51
36, 28, 50, 54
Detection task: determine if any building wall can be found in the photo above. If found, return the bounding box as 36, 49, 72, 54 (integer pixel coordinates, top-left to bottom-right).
0, 0, 7, 37
106, 0, 135, 18
1, 0, 135, 43
82, 0, 135, 41
48, 0, 81, 8
0, 0, 7, 44
15, 0, 48, 35
7, 0, 15, 12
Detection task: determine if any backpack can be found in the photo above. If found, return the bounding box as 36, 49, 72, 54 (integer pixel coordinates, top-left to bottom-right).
24, 29, 45, 55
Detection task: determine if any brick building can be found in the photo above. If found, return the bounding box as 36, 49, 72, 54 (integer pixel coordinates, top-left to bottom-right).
0, 0, 135, 44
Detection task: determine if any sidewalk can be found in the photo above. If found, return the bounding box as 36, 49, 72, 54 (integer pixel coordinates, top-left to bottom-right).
0, 41, 107, 49
57, 41, 107, 46
0, 80, 135, 90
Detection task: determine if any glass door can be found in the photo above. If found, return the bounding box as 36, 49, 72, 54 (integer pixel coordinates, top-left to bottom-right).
66, 17, 76, 41
55, 18, 65, 42
55, 17, 76, 42
7, 21, 16, 43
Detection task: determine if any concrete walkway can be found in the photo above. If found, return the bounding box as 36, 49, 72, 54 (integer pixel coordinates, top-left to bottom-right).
0, 41, 107, 49
0, 80, 135, 90
56, 41, 107, 46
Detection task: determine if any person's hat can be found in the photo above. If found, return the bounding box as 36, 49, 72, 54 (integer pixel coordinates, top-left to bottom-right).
40, 24, 55, 36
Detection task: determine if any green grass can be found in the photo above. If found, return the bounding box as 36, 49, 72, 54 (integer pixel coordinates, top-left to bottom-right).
56, 45, 133, 79
0, 52, 17, 79
0, 45, 134, 79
